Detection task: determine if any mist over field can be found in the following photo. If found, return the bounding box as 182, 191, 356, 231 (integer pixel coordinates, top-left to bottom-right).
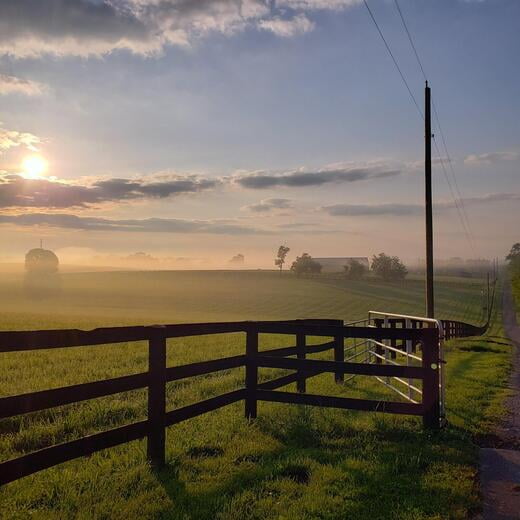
1, 0, 519, 518
0, 267, 488, 330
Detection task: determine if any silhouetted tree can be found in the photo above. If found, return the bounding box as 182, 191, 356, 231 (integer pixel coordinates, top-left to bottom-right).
507, 243, 520, 280
344, 259, 367, 280
371, 253, 408, 281
291, 253, 322, 277
274, 245, 290, 274
229, 253, 245, 265
506, 243, 520, 266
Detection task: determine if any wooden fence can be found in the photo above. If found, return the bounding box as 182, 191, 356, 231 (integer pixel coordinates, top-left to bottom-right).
1, 318, 443, 485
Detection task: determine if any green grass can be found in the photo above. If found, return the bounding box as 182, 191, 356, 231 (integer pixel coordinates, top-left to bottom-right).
0, 270, 512, 519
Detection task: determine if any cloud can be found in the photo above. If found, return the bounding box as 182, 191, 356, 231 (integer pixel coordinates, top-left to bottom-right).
323, 203, 422, 217
408, 156, 451, 170
258, 13, 314, 37
0, 213, 269, 235
242, 197, 294, 212
233, 166, 401, 189
322, 192, 520, 217
464, 151, 520, 165
0, 124, 41, 153
277, 0, 360, 9
0, 0, 355, 58
0, 74, 45, 96
0, 173, 221, 209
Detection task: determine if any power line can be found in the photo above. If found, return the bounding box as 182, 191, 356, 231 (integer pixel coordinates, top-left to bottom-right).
431, 101, 478, 254
362, 0, 423, 119
393, 0, 427, 82
432, 136, 478, 256
391, 0, 481, 258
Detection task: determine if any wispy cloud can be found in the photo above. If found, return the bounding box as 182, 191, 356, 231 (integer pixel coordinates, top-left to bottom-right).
0, 0, 360, 58
464, 151, 520, 165
0, 74, 45, 96
242, 197, 294, 212
0, 123, 41, 153
258, 13, 314, 37
322, 193, 520, 217
0, 213, 270, 235
233, 166, 401, 189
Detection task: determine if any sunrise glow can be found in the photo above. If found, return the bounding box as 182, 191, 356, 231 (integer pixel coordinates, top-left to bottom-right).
21, 155, 48, 179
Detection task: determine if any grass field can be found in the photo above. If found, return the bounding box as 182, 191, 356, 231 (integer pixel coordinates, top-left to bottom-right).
0, 270, 513, 519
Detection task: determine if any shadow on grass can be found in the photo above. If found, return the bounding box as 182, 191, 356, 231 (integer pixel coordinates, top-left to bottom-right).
153, 407, 477, 520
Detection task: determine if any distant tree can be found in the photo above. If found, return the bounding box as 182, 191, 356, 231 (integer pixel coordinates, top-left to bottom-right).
506, 243, 520, 265
371, 253, 408, 281
229, 253, 245, 265
274, 245, 290, 274
290, 253, 322, 277
507, 243, 520, 280
344, 259, 367, 280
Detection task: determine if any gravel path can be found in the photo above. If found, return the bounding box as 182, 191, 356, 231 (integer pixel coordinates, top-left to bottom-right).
479, 279, 520, 519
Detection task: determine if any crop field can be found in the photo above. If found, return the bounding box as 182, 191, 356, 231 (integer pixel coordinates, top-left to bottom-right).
0, 270, 513, 519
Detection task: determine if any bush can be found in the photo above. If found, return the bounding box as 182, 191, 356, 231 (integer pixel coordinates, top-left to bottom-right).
290, 253, 322, 277
344, 259, 367, 280
371, 253, 408, 281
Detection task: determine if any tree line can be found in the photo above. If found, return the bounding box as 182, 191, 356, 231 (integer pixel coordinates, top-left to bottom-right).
274, 246, 408, 281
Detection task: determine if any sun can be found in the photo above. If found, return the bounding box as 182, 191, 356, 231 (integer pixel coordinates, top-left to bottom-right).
21, 155, 48, 179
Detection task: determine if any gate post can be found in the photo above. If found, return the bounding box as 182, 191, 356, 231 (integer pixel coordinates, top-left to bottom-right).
296, 331, 306, 393
422, 327, 440, 429
147, 326, 166, 469
245, 323, 258, 419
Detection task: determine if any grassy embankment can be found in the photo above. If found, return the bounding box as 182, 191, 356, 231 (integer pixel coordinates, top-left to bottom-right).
0, 270, 513, 519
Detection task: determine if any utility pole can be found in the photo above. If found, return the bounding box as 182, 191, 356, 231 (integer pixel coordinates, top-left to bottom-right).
425, 81, 434, 318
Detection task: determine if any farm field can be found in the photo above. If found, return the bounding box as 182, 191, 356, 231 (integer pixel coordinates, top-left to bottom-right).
0, 270, 513, 519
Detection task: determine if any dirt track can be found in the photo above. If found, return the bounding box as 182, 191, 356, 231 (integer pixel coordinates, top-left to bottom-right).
479, 279, 520, 519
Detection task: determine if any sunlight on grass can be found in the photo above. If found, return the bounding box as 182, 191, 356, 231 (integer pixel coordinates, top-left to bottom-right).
0, 272, 511, 519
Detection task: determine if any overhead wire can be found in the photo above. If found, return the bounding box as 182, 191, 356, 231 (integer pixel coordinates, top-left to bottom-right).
391, 0, 480, 257
362, 0, 424, 120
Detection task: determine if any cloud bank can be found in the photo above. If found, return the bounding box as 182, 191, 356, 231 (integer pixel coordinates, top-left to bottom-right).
0, 161, 400, 209
0, 0, 359, 58
0, 173, 221, 209
233, 166, 400, 189
0, 213, 268, 235
322, 193, 520, 217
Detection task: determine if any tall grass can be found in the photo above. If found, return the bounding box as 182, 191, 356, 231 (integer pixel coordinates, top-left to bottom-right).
0, 271, 511, 519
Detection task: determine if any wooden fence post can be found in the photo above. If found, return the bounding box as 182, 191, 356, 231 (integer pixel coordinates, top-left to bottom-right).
296, 331, 306, 393
334, 332, 344, 384
389, 320, 397, 360
245, 324, 258, 419
147, 327, 166, 469
422, 328, 440, 430
374, 318, 383, 364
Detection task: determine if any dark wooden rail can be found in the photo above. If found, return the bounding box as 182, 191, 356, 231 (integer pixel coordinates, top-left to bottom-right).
1, 318, 441, 486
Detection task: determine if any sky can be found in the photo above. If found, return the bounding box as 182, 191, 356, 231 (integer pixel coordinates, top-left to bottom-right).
0, 0, 519, 267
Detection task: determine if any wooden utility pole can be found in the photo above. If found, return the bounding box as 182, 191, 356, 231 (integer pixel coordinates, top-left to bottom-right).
425, 81, 434, 318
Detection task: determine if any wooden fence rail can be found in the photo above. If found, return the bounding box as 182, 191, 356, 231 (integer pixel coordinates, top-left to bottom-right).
0, 317, 454, 486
